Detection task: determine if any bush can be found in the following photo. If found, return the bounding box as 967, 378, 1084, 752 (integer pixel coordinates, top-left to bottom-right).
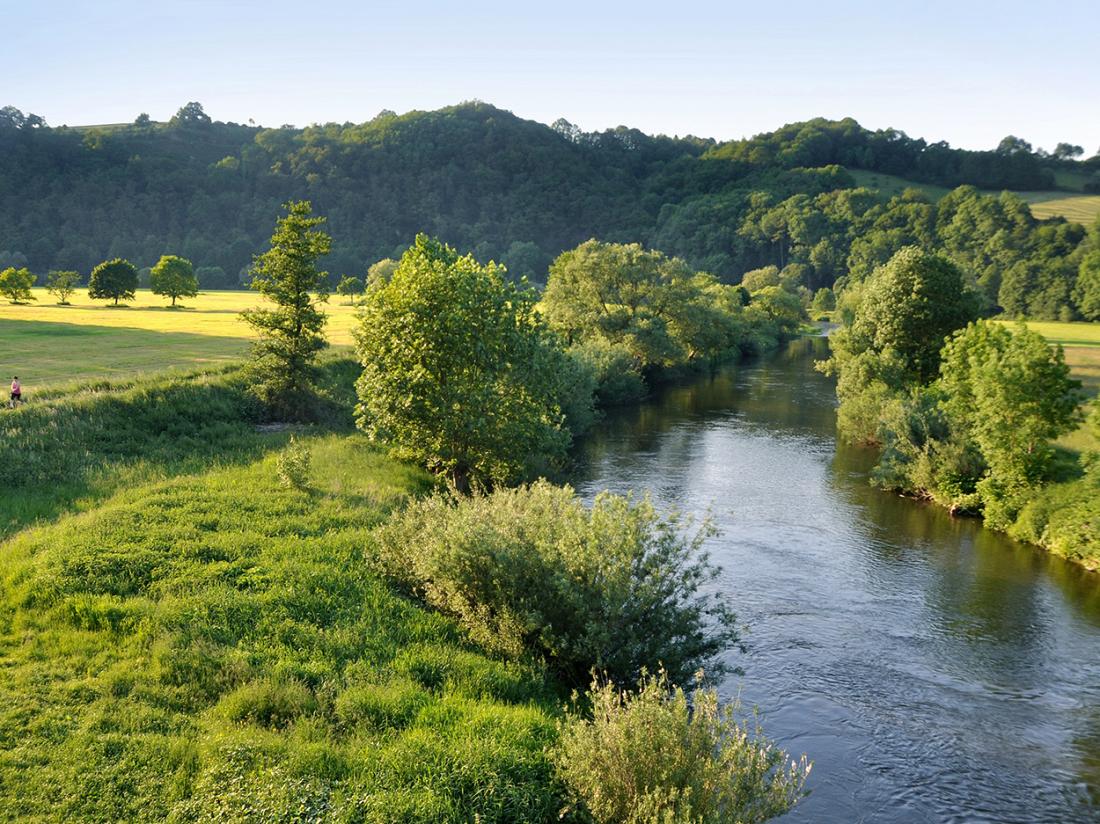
555, 671, 809, 824
275, 435, 312, 489
369, 481, 739, 686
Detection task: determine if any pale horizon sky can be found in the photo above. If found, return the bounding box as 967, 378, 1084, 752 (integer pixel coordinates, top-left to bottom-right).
5, 0, 1099, 153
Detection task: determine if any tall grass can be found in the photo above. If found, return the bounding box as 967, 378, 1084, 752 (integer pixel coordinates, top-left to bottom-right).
0, 436, 569, 821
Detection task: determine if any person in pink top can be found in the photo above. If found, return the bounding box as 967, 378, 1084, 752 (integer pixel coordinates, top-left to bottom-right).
9, 376, 22, 408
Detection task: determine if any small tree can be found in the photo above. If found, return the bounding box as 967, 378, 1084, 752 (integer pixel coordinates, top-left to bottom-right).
150, 254, 198, 306
240, 201, 331, 418
0, 267, 36, 304
89, 258, 138, 306
46, 270, 80, 304
335, 275, 364, 304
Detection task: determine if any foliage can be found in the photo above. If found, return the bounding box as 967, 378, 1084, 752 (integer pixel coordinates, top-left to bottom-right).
554, 671, 809, 824
0, 266, 35, 303
936, 321, 1083, 526
355, 235, 572, 489
240, 200, 332, 419
0, 102, 1089, 321
45, 269, 79, 304
275, 435, 312, 489
150, 254, 198, 306
89, 257, 139, 305
543, 240, 795, 400
821, 247, 978, 442
1076, 250, 1100, 320
335, 274, 363, 302
370, 481, 739, 686
366, 258, 399, 288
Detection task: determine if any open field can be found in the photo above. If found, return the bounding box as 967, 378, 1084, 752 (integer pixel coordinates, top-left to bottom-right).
847, 169, 1100, 225
0, 288, 362, 389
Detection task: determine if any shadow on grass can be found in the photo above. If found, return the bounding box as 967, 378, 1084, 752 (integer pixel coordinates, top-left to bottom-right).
0, 356, 362, 538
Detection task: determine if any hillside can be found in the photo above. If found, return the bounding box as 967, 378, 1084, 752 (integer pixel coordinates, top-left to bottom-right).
2, 102, 1097, 290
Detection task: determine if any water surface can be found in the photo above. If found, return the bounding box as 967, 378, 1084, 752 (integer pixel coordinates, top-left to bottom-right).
572, 337, 1100, 824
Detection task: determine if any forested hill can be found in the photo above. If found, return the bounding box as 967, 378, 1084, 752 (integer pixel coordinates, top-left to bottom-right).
2, 101, 1099, 317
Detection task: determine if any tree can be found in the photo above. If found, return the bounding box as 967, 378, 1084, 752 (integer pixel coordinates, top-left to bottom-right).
335, 275, 363, 303
45, 270, 79, 304
366, 257, 398, 288
938, 321, 1083, 527
133, 112, 152, 128
150, 254, 198, 306
843, 246, 979, 384
996, 135, 1033, 155
354, 234, 570, 490
240, 201, 331, 418
88, 258, 138, 305
0, 267, 35, 304
1075, 251, 1100, 321
170, 101, 211, 127
1052, 143, 1084, 161
820, 246, 979, 443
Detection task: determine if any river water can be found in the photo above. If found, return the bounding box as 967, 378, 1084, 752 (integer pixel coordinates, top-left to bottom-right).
571, 337, 1100, 824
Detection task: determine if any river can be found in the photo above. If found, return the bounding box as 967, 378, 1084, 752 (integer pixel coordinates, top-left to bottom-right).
571, 337, 1100, 824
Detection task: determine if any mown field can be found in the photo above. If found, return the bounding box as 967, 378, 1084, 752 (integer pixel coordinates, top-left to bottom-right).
0, 289, 362, 390
847, 169, 1100, 225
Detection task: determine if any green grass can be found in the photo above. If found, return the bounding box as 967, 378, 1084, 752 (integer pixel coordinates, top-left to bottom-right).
0, 288, 362, 390
0, 435, 569, 821
846, 169, 1100, 225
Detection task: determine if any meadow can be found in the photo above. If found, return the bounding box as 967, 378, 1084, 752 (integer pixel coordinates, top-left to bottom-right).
0, 288, 362, 389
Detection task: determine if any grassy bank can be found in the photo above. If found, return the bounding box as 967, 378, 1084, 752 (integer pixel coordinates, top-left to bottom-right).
0, 289, 361, 389
0, 434, 573, 821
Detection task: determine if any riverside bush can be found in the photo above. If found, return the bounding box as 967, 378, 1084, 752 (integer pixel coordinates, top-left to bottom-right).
555, 672, 809, 824
369, 480, 740, 685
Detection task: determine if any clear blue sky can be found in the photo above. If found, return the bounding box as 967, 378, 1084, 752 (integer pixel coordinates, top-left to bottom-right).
6, 0, 1098, 152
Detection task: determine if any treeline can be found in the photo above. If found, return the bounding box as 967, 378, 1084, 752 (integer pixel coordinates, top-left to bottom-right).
823, 246, 1100, 567
1, 101, 1096, 319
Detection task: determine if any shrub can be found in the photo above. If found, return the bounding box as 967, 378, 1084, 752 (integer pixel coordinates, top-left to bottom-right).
369, 481, 739, 686
275, 436, 312, 489
555, 672, 809, 824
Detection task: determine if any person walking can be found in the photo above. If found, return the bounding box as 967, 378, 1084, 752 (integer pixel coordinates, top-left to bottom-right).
9, 376, 22, 408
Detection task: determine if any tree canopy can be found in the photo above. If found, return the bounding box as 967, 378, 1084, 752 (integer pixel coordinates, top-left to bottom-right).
150, 254, 198, 306
88, 258, 138, 305
354, 234, 570, 489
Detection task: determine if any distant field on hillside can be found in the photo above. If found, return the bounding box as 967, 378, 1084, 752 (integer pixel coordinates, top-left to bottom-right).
0, 289, 361, 389
848, 169, 1100, 225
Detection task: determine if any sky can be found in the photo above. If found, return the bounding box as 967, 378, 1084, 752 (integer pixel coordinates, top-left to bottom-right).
4, 0, 1098, 153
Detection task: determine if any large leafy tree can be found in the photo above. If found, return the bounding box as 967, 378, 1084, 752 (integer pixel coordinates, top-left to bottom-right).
937, 321, 1083, 526
88, 258, 138, 305
845, 246, 979, 383
821, 246, 979, 442
240, 201, 331, 418
354, 234, 570, 490
0, 267, 35, 304
150, 254, 198, 306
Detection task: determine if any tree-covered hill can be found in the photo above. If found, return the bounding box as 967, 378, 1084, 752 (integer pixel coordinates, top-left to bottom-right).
2, 101, 1098, 316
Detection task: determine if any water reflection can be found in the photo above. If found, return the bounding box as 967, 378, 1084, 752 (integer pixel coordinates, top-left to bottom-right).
572, 340, 1100, 823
